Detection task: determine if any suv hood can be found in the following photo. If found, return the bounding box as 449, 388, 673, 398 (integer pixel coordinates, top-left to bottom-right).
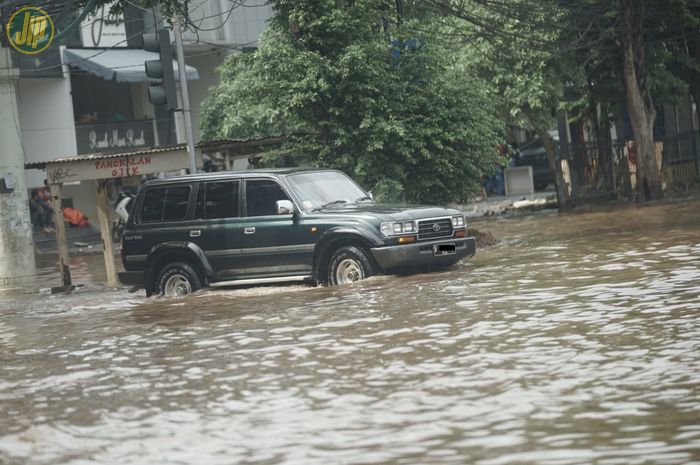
315, 203, 461, 222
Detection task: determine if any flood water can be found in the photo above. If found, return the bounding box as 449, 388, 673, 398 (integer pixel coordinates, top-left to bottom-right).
1, 201, 699, 465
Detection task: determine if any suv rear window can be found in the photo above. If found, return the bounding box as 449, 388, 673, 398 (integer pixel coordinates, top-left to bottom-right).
140, 186, 191, 222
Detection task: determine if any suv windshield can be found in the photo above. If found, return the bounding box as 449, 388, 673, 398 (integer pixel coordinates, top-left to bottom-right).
286, 171, 369, 210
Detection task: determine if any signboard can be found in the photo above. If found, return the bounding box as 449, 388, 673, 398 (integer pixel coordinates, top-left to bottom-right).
80, 2, 127, 48
45, 148, 201, 184
75, 120, 155, 155
12, 44, 63, 77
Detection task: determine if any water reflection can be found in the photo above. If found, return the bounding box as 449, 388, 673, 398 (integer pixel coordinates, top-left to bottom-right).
1, 202, 699, 464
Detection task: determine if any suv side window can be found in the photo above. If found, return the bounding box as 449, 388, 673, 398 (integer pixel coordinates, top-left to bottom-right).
141, 188, 166, 222
245, 179, 290, 217
197, 180, 240, 219
163, 186, 191, 221
140, 186, 191, 223
141, 186, 190, 223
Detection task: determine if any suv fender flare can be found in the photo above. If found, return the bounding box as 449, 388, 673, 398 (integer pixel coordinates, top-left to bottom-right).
145, 242, 214, 286
313, 227, 383, 281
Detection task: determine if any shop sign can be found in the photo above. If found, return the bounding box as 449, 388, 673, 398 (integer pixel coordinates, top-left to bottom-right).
80, 2, 126, 48
76, 121, 154, 155
5, 6, 54, 55
46, 150, 195, 184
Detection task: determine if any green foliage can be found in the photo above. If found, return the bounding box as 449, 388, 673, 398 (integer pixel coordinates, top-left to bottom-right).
371, 178, 405, 203
200, 0, 505, 204
433, 0, 569, 133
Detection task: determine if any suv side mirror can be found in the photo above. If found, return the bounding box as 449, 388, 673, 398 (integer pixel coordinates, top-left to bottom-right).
276, 199, 294, 215
368, 191, 374, 200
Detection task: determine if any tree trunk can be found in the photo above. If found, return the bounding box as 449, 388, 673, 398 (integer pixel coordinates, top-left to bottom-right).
537, 128, 568, 210
618, 0, 662, 200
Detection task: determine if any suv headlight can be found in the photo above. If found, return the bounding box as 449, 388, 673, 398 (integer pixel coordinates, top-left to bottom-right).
380, 220, 416, 236
451, 215, 466, 229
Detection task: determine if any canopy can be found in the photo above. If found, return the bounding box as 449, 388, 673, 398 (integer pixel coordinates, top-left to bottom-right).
63, 48, 199, 83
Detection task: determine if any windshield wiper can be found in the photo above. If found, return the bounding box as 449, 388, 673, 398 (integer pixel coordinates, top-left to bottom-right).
355, 196, 373, 203
316, 199, 348, 210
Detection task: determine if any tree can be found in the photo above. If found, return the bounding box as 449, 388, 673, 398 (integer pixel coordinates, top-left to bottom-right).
201, 0, 505, 204
431, 0, 700, 202
655, 1, 700, 141
431, 0, 573, 206
615, 0, 661, 200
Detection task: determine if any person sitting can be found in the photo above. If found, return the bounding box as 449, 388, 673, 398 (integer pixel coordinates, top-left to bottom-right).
29, 190, 54, 233
62, 207, 90, 228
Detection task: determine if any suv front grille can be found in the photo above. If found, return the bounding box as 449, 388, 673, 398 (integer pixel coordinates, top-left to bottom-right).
417, 218, 453, 240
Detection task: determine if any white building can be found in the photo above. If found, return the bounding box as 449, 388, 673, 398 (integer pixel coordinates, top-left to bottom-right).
14, 0, 272, 221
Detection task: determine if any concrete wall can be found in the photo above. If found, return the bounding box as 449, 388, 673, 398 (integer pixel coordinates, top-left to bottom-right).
16, 70, 77, 188
182, 0, 224, 44
186, 51, 225, 142
225, 0, 273, 47
0, 47, 38, 293
183, 0, 272, 47
62, 181, 99, 224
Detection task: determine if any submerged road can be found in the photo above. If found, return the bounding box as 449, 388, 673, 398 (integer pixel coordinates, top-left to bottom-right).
1, 200, 699, 464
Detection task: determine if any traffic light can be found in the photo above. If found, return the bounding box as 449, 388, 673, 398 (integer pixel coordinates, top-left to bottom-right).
142, 29, 177, 110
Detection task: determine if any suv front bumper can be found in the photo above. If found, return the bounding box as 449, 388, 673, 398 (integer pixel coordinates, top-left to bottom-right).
370, 237, 476, 271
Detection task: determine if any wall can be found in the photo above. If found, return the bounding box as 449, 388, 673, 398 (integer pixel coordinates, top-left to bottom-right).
17, 69, 77, 188
224, 0, 273, 48
182, 0, 224, 44
182, 0, 271, 47
61, 181, 99, 224
186, 51, 225, 142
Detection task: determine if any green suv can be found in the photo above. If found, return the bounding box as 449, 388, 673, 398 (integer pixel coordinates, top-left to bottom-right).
118, 169, 476, 296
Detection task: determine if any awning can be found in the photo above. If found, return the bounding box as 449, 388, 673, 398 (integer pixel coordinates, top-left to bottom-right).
63, 48, 199, 83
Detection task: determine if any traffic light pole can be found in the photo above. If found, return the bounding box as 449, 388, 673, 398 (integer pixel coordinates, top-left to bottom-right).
172, 18, 197, 174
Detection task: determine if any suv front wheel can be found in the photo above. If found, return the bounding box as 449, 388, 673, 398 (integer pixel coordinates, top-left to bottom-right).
155, 262, 202, 297
327, 246, 374, 285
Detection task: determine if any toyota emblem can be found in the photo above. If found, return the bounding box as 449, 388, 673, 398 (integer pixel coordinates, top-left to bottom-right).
432, 223, 441, 232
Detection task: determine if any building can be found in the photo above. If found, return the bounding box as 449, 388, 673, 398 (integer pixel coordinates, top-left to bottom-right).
10, 0, 272, 221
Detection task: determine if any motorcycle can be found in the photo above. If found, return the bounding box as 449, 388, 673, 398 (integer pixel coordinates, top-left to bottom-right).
112, 189, 134, 242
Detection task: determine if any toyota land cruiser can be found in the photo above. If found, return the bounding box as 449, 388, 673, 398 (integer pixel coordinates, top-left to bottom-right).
118, 169, 476, 296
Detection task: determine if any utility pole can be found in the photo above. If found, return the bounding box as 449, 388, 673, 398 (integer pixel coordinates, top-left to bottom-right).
0, 48, 38, 295
172, 18, 197, 174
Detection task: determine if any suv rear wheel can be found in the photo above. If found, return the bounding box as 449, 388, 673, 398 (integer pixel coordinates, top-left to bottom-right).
155, 262, 202, 297
327, 246, 374, 285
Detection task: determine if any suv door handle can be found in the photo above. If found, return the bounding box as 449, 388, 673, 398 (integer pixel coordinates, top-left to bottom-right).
244, 227, 256, 235
189, 230, 201, 237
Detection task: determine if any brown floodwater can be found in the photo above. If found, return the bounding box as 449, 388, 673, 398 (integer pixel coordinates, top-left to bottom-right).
1, 200, 699, 464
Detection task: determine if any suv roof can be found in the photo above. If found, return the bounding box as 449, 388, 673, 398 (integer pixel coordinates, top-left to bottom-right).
142, 167, 332, 187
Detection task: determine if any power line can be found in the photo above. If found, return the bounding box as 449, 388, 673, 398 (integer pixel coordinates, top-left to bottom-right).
0, 21, 158, 73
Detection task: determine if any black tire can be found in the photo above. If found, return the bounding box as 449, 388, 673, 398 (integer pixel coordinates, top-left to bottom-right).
327, 246, 374, 286
154, 261, 202, 297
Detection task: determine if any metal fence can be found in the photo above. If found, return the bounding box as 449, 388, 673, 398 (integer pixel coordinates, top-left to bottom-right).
555, 131, 699, 203
658, 131, 699, 164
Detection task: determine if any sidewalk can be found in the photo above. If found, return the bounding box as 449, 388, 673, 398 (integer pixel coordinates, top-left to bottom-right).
33, 225, 105, 255
455, 191, 558, 218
